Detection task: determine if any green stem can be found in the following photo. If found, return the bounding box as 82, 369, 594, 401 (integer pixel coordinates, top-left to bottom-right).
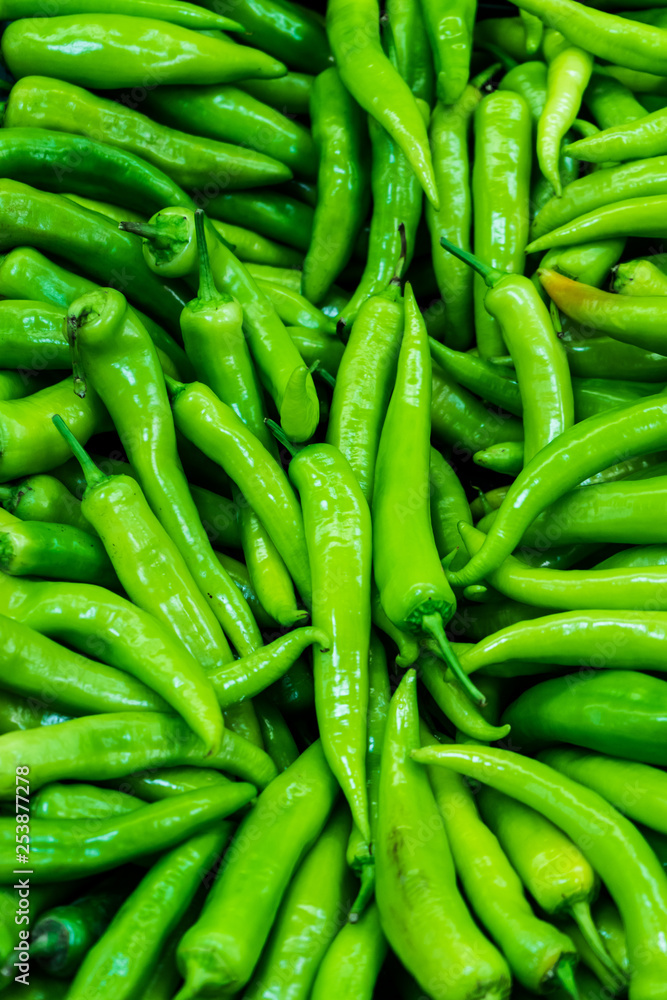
163, 374, 187, 403
265, 418, 298, 458
348, 862, 375, 923
316, 368, 336, 389
471, 61, 504, 90
571, 900, 624, 982
194, 209, 219, 304
422, 613, 486, 707
555, 958, 579, 1000
51, 415, 107, 490
439, 238, 502, 288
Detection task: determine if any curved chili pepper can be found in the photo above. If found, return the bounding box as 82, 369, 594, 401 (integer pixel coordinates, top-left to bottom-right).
32, 784, 145, 820
175, 740, 338, 998
419, 654, 510, 742
478, 786, 619, 983
385, 0, 434, 104
419, 0, 476, 105
211, 221, 303, 269
529, 194, 667, 255
566, 105, 667, 164
0, 887, 72, 993
442, 239, 573, 464
473, 440, 524, 475
585, 72, 647, 129
472, 89, 532, 357
0, 517, 116, 587
310, 901, 387, 1000
302, 68, 369, 305
253, 696, 298, 774
421, 722, 579, 994
446, 393, 667, 588
614, 256, 667, 296
0, 475, 91, 534
205, 189, 314, 253
564, 334, 667, 381
257, 278, 336, 332
541, 748, 667, 836
537, 31, 593, 195
143, 84, 317, 178
375, 670, 511, 1000
0, 0, 241, 27
429, 448, 472, 570
373, 285, 485, 706
499, 60, 547, 121
413, 743, 667, 1000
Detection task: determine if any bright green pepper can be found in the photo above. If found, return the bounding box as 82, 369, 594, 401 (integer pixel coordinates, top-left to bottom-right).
32, 784, 145, 820
0, 516, 116, 588
419, 0, 476, 105
0, 474, 92, 534
310, 902, 387, 1000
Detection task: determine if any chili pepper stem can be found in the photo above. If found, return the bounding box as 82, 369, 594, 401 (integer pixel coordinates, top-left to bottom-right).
163, 374, 187, 403
555, 958, 580, 1000
348, 861, 375, 923
265, 418, 298, 457
471, 61, 504, 90
440, 237, 503, 288
570, 899, 624, 981
192, 209, 234, 306
51, 415, 107, 490
118, 217, 185, 249
421, 613, 486, 707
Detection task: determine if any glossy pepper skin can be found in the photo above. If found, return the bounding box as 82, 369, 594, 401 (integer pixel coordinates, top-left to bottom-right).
5, 78, 291, 195
447, 393, 667, 588
326, 0, 439, 209
584, 72, 647, 129
421, 722, 578, 994
0, 474, 92, 534
32, 784, 145, 820
538, 31, 593, 195
418, 0, 476, 105
136, 208, 319, 441
566, 105, 667, 163
529, 194, 667, 255
373, 285, 484, 706
0, 299, 67, 370
310, 902, 387, 1000
0, 0, 242, 26
243, 806, 354, 1000
442, 240, 573, 465
413, 744, 667, 1000
375, 671, 511, 1000
541, 748, 667, 836
472, 90, 532, 358
385, 0, 434, 104
0, 515, 116, 587
427, 86, 481, 352
175, 741, 338, 998
419, 653, 510, 742
205, 189, 313, 253
1, 15, 285, 89
67, 830, 228, 1000
67, 288, 261, 656
239, 72, 314, 116
302, 68, 369, 305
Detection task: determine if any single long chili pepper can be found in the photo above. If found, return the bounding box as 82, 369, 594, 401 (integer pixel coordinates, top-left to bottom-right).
216, 551, 278, 630
446, 392, 667, 588
326, 282, 403, 504
564, 335, 667, 381
0, 299, 68, 370
62, 193, 145, 226
421, 722, 579, 994
537, 30, 593, 195
239, 72, 314, 116
595, 544, 667, 568
337, 105, 426, 330
431, 341, 522, 417
478, 786, 619, 982
412, 743, 667, 1000
614, 257, 667, 296
0, 518, 116, 587
419, 0, 476, 105
175, 740, 338, 998
166, 377, 312, 606
239, 507, 307, 629
419, 654, 511, 742
0, 710, 277, 794
584, 73, 647, 130
0, 371, 53, 402
302, 68, 368, 305
0, 475, 92, 534
528, 194, 667, 255
442, 239, 573, 464
566, 105, 667, 163
472, 89, 532, 357
520, 9, 544, 52
0, 0, 241, 27
66, 288, 261, 654
133, 208, 319, 441
501, 670, 667, 766
541, 268, 667, 355
32, 873, 136, 977
430, 364, 524, 456
0, 180, 188, 333
385, 0, 434, 104
0, 377, 109, 484
373, 285, 485, 706
427, 86, 481, 351
256, 278, 336, 332
540, 748, 667, 836
326, 0, 438, 208
143, 84, 317, 178
593, 899, 629, 984
211, 221, 303, 269
0, 574, 239, 745
376, 670, 511, 1000
310, 902, 387, 1000
0, 690, 69, 735
111, 767, 230, 803
429, 448, 472, 573
254, 696, 299, 774
32, 784, 145, 819
532, 156, 667, 240
499, 60, 548, 122
54, 419, 228, 751
204, 189, 314, 253
5, 78, 290, 198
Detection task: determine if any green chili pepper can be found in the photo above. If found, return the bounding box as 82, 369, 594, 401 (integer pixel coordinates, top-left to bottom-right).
443, 239, 572, 464
537, 31, 593, 195
0, 300, 68, 370
0, 690, 69, 735
478, 787, 619, 982
0, 377, 108, 483
0, 474, 92, 534
419, 654, 511, 742
371, 582, 421, 668
0, 371, 53, 402
144, 84, 317, 177
419, 0, 476, 105
584, 72, 647, 130
32, 784, 144, 820
614, 256, 667, 296
302, 68, 368, 305
211, 221, 303, 269
376, 670, 511, 1000
421, 721, 578, 994
287, 325, 345, 379
254, 696, 299, 774
337, 106, 426, 329
385, 0, 434, 104
256, 278, 336, 332
66, 288, 262, 655
239, 72, 314, 116
0, 886, 73, 993
447, 393, 667, 588
474, 16, 529, 61
429, 448, 472, 572
205, 190, 313, 253
216, 551, 279, 629
244, 805, 354, 1000
112, 767, 230, 803
413, 743, 667, 1000
32, 874, 135, 978
529, 193, 667, 254
426, 86, 481, 351
566, 105, 667, 164
499, 60, 548, 122
133, 208, 319, 441
472, 90, 532, 358
0, 0, 241, 27
541, 748, 667, 836
431, 364, 524, 455
594, 899, 630, 981
62, 193, 145, 226
5, 78, 290, 198
373, 285, 485, 706
175, 740, 338, 998
326, 0, 438, 208
564, 335, 667, 381
0, 517, 116, 587
310, 902, 387, 1000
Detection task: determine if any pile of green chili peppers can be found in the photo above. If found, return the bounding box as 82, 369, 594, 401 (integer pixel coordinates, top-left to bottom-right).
2, 0, 667, 997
